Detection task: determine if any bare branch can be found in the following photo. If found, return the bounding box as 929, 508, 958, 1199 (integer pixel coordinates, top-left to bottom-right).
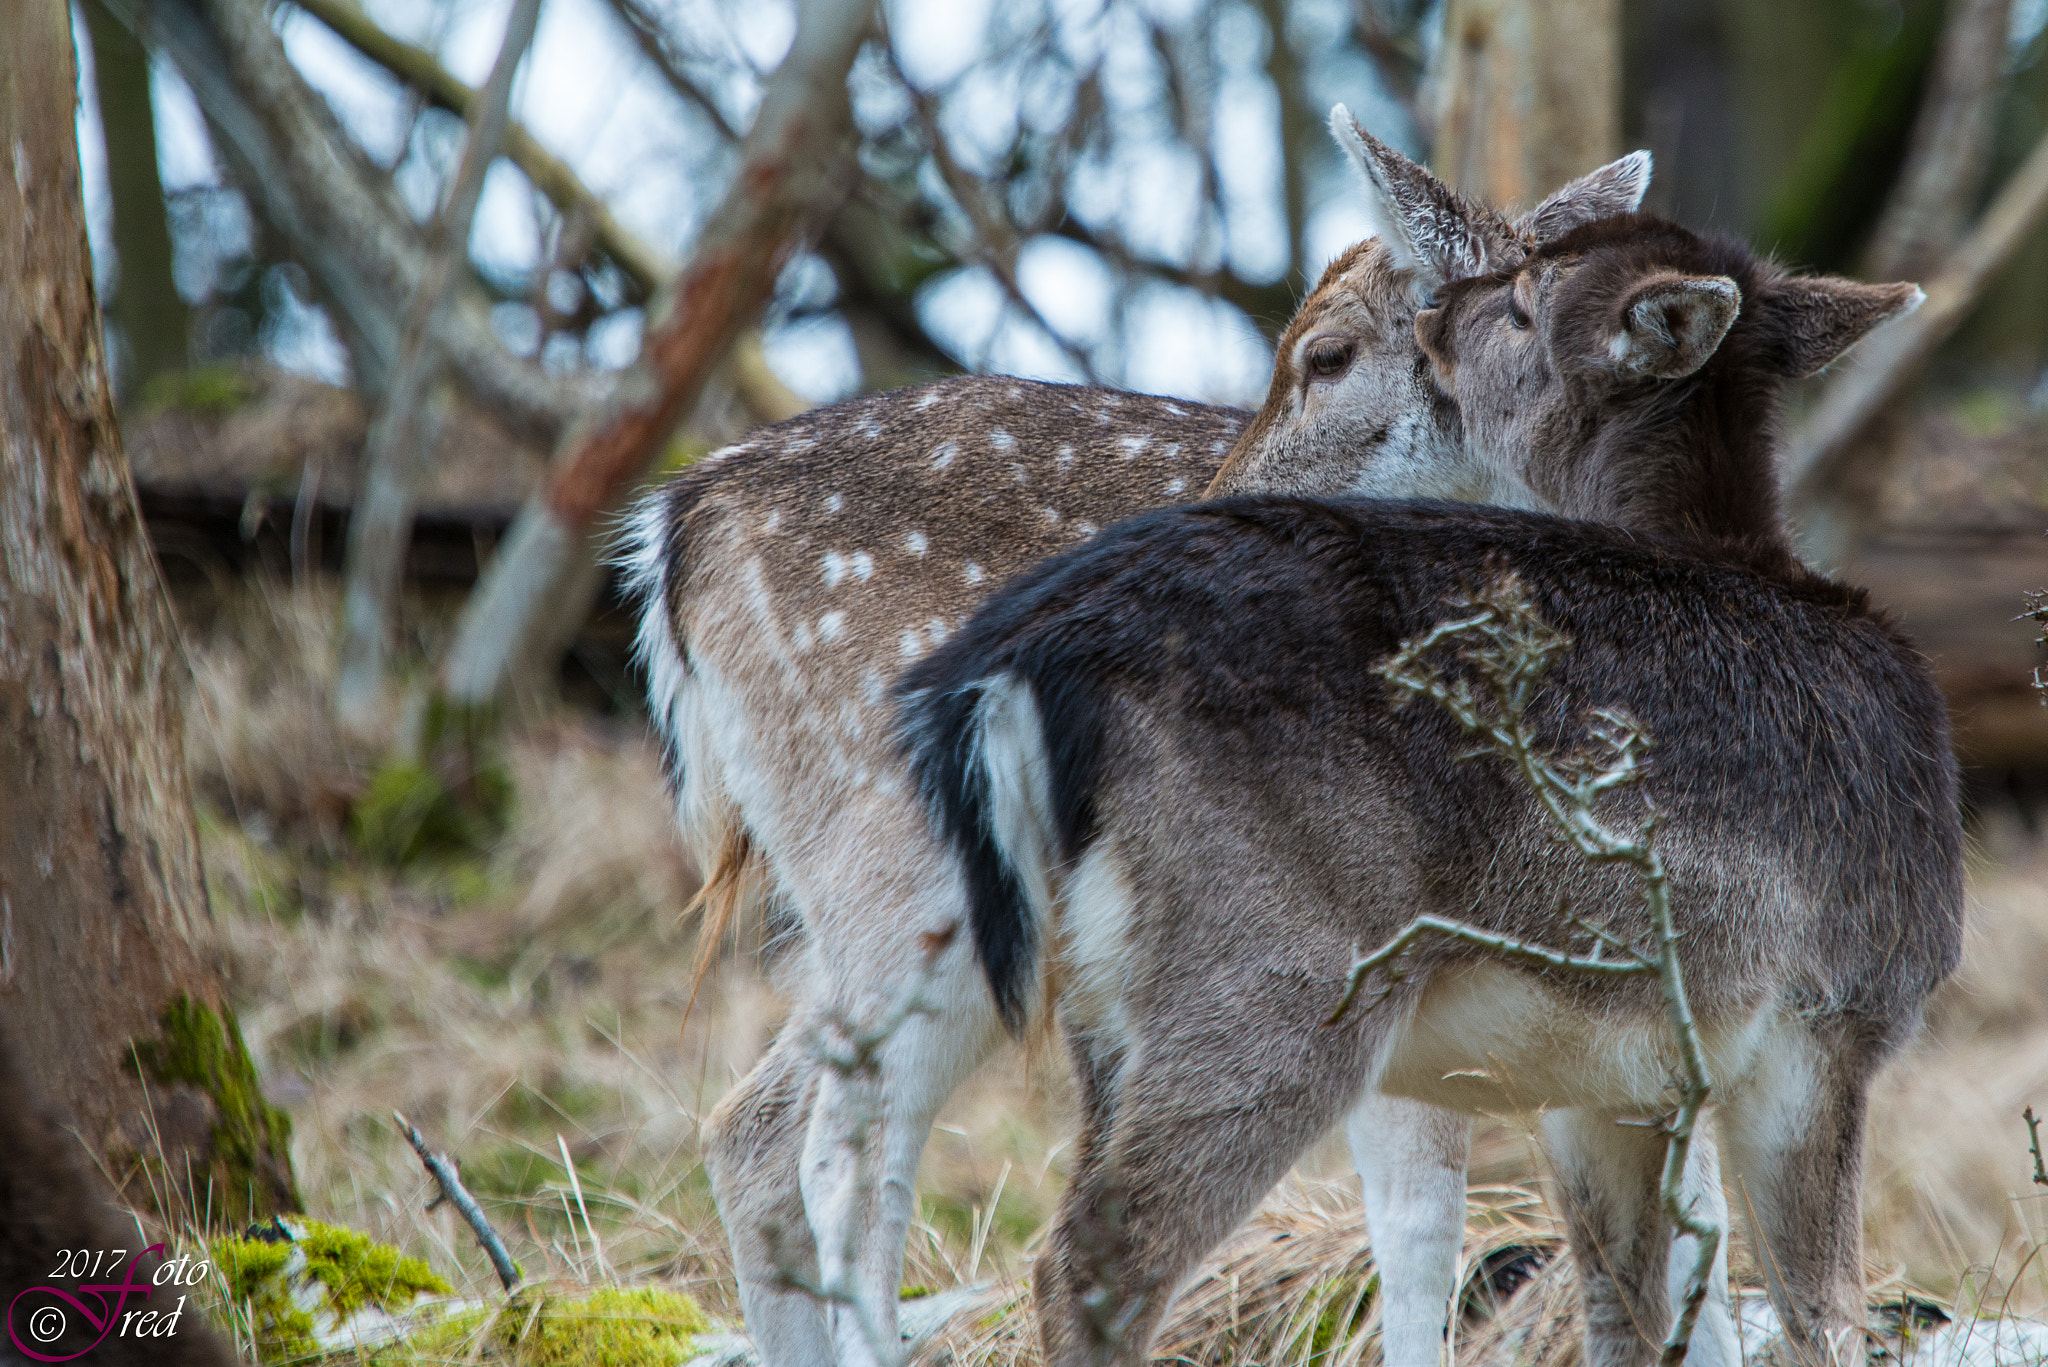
116, 0, 598, 440
290, 0, 677, 290
596, 0, 743, 142
1864, 0, 2014, 280
437, 0, 875, 706
395, 1111, 523, 1291
335, 0, 542, 731
904, 81, 1104, 384
1335, 574, 1721, 1367
1787, 122, 2048, 531
2027, 1106, 2048, 1187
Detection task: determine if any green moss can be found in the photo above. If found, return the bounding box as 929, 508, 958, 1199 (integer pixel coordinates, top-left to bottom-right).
214, 1220, 450, 1363
139, 364, 257, 416
352, 701, 513, 867
129, 994, 300, 1225
1291, 1273, 1375, 1361
390, 1286, 706, 1366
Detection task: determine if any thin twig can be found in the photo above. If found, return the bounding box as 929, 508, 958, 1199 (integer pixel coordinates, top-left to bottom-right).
394, 1111, 523, 1292
2026, 1106, 2048, 1187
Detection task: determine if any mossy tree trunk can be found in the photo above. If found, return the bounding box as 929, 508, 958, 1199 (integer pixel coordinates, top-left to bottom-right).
0, 0, 297, 1226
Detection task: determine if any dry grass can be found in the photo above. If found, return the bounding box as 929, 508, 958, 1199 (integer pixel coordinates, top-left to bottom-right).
177, 579, 2048, 1360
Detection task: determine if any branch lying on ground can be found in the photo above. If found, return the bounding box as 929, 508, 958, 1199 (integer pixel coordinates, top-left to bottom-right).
1335, 575, 1720, 1367
1788, 122, 2048, 516
395, 1111, 523, 1292
436, 0, 875, 705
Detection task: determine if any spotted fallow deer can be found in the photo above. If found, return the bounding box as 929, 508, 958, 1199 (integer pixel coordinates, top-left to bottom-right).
623, 112, 1662, 1367
899, 216, 1950, 1367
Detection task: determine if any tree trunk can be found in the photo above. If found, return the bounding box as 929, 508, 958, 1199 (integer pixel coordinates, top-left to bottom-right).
1426, 0, 1622, 205
0, 0, 296, 1226
83, 0, 191, 399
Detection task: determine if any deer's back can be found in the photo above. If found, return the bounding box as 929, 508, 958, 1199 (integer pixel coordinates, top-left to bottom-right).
901, 495, 1964, 1031
651, 376, 1246, 703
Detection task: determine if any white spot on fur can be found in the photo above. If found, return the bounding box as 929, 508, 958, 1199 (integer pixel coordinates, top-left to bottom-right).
792, 622, 814, 651
899, 630, 923, 660
932, 441, 958, 470
963, 562, 985, 584
991, 429, 1017, 451
821, 551, 847, 588
862, 670, 885, 705
819, 611, 846, 643
1041, 507, 1061, 524
1075, 520, 1098, 536
825, 493, 844, 514
1118, 435, 1150, 458
860, 418, 882, 439
1162, 443, 1182, 461
905, 531, 929, 556
851, 551, 874, 581
763, 509, 782, 533
1211, 440, 1229, 456
1056, 445, 1076, 468
926, 618, 948, 647
1164, 403, 1187, 417
916, 389, 940, 410
1164, 477, 1187, 496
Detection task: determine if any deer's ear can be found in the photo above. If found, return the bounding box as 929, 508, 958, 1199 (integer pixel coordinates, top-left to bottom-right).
1518, 151, 1653, 242
1331, 104, 1502, 288
1606, 273, 1741, 379
1754, 276, 1922, 378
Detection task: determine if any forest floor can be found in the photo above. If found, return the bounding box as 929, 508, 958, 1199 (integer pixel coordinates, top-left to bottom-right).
169, 574, 2048, 1364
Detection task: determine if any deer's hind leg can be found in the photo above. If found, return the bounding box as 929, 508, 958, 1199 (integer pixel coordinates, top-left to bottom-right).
1542, 1109, 1738, 1367
1037, 971, 1383, 1367
797, 891, 1008, 1367
703, 1017, 832, 1367
1720, 1026, 1877, 1367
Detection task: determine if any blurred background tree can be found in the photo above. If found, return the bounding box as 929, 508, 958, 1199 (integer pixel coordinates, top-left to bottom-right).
66, 0, 2048, 759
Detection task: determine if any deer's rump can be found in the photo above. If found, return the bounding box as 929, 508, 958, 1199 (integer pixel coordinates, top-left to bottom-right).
622, 375, 1247, 945
898, 495, 1965, 1044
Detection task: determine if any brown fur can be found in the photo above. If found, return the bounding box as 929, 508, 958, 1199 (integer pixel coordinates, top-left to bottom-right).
902, 218, 1944, 1367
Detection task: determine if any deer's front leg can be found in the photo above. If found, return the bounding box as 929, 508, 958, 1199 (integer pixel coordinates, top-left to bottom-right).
1347, 1093, 1471, 1367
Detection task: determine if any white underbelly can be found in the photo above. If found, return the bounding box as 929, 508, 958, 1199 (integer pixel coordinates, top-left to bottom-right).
1375, 960, 1771, 1114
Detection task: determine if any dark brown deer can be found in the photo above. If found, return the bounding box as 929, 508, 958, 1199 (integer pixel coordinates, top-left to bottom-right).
899, 217, 1946, 1367
622, 111, 1658, 1367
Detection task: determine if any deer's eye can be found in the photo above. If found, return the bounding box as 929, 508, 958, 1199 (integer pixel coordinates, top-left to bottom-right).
1507, 296, 1532, 330
1305, 338, 1355, 379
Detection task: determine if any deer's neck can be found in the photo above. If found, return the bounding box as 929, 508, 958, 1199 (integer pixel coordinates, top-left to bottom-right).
1576, 366, 1792, 558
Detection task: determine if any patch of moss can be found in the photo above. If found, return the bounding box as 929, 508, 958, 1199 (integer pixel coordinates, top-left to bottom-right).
214, 1220, 450, 1363
1291, 1273, 1375, 1361
391, 1286, 706, 1366
140, 364, 257, 416
352, 701, 513, 867
129, 994, 300, 1225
